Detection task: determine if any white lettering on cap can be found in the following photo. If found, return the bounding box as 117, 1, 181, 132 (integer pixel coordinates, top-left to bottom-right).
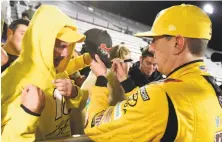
168, 25, 176, 31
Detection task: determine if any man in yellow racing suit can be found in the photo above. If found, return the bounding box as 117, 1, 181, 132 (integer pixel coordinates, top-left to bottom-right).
84, 4, 222, 142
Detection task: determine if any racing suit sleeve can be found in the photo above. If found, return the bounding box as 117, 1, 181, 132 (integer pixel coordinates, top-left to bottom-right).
2, 103, 40, 142
84, 77, 169, 142
65, 83, 89, 109
65, 53, 91, 75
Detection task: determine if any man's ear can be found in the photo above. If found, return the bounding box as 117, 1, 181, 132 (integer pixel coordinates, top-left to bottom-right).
140, 56, 143, 64
173, 35, 185, 55
7, 28, 13, 37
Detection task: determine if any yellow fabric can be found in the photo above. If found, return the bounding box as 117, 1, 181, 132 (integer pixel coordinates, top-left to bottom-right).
2, 98, 39, 142
67, 70, 126, 134
85, 61, 222, 142
135, 4, 212, 40
56, 26, 85, 43
83, 52, 92, 65
65, 53, 91, 75
80, 70, 125, 109
1, 5, 85, 141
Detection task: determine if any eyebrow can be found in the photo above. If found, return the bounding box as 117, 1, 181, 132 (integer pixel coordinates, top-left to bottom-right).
60, 42, 69, 45
54, 42, 69, 48
146, 61, 156, 65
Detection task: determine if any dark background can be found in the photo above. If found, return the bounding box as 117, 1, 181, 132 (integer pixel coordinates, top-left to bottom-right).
83, 1, 222, 52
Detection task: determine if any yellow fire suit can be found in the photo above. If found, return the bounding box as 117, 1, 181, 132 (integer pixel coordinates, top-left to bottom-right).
85, 60, 222, 142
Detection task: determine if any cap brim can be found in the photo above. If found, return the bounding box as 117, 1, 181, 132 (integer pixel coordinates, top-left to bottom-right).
58, 31, 85, 43
57, 27, 86, 43
134, 31, 162, 37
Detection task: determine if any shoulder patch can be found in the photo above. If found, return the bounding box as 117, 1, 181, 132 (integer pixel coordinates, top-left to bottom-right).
140, 86, 150, 101
199, 65, 208, 72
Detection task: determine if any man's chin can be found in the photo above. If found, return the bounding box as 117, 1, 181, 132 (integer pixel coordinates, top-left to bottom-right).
54, 60, 60, 66
55, 64, 67, 73
54, 62, 60, 73
54, 58, 68, 73
145, 72, 153, 76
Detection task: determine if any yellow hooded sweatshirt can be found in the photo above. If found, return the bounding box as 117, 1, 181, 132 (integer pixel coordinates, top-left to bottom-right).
1, 5, 89, 141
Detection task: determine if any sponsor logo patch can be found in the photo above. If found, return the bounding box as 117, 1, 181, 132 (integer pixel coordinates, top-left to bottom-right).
199, 66, 208, 72
123, 92, 139, 114
114, 102, 123, 120
84, 107, 89, 128
91, 110, 105, 127
216, 116, 220, 128
140, 86, 150, 101
85, 98, 90, 109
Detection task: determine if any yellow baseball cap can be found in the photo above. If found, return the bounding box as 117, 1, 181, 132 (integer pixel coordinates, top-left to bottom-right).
135, 4, 212, 40
56, 26, 86, 43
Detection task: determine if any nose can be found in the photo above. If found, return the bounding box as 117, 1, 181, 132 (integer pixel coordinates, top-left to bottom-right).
148, 64, 154, 70
61, 47, 69, 57
153, 65, 157, 70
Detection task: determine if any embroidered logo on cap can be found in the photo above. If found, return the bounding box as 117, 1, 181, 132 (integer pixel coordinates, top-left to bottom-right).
98, 43, 111, 58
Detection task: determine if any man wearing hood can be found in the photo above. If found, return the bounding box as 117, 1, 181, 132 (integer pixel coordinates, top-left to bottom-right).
1, 5, 91, 141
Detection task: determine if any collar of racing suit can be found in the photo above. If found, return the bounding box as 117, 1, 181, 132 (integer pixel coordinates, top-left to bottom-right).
167, 59, 205, 78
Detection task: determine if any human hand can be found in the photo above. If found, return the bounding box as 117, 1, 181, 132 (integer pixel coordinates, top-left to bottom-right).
53, 78, 77, 99
111, 58, 128, 82
90, 54, 107, 77
21, 85, 45, 114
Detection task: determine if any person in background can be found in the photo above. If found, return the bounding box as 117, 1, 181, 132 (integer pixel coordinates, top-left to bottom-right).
1, 19, 29, 72
1, 47, 8, 66
129, 46, 163, 87
22, 12, 30, 20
